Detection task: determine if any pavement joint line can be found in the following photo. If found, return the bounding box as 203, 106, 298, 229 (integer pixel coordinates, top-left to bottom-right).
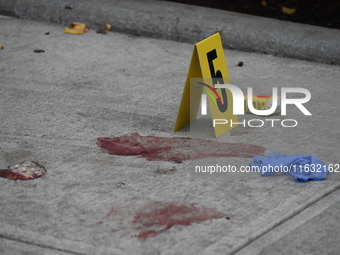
0, 233, 88, 255
0, 132, 96, 143
0, 222, 125, 255
0, 222, 127, 255
232, 188, 340, 255
224, 182, 340, 255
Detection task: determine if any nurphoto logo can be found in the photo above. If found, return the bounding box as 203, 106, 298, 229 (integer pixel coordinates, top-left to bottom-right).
198, 82, 312, 128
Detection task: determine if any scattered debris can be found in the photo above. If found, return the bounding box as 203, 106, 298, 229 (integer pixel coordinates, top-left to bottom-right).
96, 30, 107, 34
0, 45, 3, 50
115, 182, 126, 188
65, 6, 72, 10
104, 24, 112, 31
152, 126, 166, 132
281, 5, 297, 15
33, 49, 45, 53
154, 166, 177, 174
45, 32, 50, 35
64, 22, 88, 34
0, 161, 46, 180
237, 61, 243, 67
96, 24, 112, 34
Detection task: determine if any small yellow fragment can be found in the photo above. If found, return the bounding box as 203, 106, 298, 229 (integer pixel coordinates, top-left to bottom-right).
281, 6, 297, 15
0, 45, 3, 50
64, 22, 88, 34
261, 1, 267, 7
104, 24, 112, 31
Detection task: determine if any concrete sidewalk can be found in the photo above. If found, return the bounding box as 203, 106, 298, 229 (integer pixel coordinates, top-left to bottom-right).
1, 0, 340, 65
0, 7, 340, 255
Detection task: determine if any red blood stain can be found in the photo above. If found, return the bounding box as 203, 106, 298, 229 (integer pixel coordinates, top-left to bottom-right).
133, 203, 225, 239
97, 133, 265, 161
0, 169, 40, 180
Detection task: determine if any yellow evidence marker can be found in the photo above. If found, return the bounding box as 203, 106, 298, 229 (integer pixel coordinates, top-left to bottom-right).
174, 33, 238, 138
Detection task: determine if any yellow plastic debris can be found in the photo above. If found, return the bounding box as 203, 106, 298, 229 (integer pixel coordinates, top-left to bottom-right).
104, 24, 112, 31
281, 6, 297, 15
244, 95, 281, 116
64, 22, 88, 34
0, 45, 3, 50
261, 1, 267, 7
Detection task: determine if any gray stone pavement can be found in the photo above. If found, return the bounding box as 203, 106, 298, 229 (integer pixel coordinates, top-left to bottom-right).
0, 5, 340, 255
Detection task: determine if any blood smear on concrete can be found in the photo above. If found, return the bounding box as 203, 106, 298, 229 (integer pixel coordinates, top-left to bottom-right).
133, 203, 225, 239
97, 133, 265, 161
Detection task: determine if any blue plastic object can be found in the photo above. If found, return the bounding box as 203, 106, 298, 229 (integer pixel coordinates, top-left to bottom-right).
249, 153, 329, 183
